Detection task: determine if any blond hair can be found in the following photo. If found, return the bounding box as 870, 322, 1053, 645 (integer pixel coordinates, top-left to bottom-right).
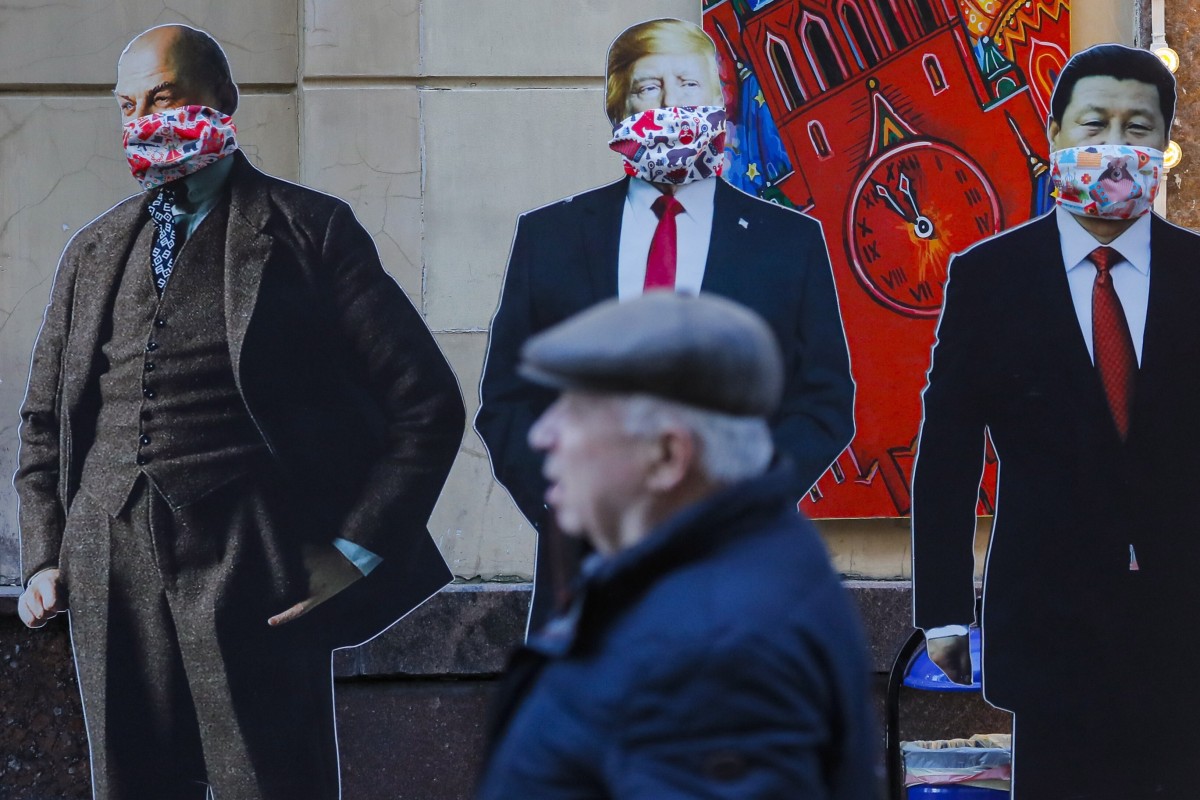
604, 18, 721, 126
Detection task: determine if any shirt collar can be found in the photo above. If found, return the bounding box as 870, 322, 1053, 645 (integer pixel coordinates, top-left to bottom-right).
627, 176, 717, 222
1056, 205, 1152, 275
170, 154, 236, 213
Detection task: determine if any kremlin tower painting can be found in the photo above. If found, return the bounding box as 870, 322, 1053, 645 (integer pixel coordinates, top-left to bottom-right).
702, 0, 1071, 517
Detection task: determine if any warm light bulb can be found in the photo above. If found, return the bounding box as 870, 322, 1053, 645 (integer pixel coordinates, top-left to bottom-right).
1164, 140, 1183, 169
1155, 46, 1180, 74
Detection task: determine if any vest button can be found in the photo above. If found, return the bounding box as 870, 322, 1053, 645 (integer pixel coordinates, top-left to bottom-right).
143, 388, 156, 399
140, 434, 151, 446
136, 455, 146, 466
155, 318, 166, 328
145, 363, 155, 372
146, 342, 158, 352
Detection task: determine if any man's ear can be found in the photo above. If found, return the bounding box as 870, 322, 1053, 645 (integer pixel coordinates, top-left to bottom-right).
645, 427, 696, 493
1047, 119, 1061, 151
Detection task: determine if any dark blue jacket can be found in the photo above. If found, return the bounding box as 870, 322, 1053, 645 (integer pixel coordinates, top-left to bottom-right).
477, 467, 879, 799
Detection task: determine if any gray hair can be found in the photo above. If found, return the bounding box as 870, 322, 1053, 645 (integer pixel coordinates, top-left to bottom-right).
619, 394, 773, 484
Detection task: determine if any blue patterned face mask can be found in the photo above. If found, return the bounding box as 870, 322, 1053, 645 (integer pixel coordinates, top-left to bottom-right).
609, 106, 726, 185
1050, 144, 1162, 220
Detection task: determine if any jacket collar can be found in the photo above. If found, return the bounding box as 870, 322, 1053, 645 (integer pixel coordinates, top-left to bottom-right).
222, 151, 277, 380
528, 464, 798, 657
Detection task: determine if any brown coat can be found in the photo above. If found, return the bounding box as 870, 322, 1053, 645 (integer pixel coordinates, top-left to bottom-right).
16, 152, 464, 647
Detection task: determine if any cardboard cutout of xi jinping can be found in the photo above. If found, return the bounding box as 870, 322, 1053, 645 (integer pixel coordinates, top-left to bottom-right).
912, 43, 1200, 797
14, 24, 464, 800
475, 17, 855, 633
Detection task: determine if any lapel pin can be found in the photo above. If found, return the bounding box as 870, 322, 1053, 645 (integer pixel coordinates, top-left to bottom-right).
1129, 544, 1140, 571
738, 218, 749, 229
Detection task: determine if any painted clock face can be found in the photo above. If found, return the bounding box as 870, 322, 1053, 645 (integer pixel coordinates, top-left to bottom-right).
847, 140, 1001, 317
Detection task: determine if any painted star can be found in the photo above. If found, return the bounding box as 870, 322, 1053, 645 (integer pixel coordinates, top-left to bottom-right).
754, 89, 766, 107
746, 162, 761, 180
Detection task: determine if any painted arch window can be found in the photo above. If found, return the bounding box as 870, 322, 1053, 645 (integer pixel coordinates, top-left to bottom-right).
923, 54, 947, 95
766, 33, 806, 110
839, 1, 879, 68
802, 13, 847, 90
808, 120, 833, 159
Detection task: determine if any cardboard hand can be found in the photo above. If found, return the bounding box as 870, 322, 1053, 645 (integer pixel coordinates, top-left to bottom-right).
18, 568, 66, 629
926, 632, 973, 685
268, 544, 363, 626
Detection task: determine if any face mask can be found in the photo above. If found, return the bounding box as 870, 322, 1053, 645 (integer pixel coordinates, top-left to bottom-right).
123, 105, 239, 190
609, 106, 726, 185
1050, 144, 1162, 220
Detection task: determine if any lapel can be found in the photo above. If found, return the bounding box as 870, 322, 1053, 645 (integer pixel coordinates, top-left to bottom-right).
1129, 214, 1190, 440
222, 152, 276, 383
62, 193, 152, 414
1026, 214, 1106, 400
699, 180, 756, 300
579, 178, 626, 302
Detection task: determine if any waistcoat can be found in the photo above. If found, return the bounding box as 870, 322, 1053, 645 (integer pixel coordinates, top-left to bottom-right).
78, 195, 269, 515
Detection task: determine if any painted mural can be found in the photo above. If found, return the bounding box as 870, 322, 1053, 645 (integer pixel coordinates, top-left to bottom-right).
703, 0, 1070, 517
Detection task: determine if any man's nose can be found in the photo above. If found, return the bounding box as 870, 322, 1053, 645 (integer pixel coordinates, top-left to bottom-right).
528, 409, 556, 451
661, 84, 680, 108
1099, 121, 1129, 146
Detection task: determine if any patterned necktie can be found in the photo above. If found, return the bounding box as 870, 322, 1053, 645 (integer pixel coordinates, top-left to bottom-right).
644, 195, 685, 291
1088, 245, 1137, 440
148, 186, 180, 294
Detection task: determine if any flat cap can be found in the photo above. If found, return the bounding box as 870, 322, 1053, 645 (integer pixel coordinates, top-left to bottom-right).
519, 291, 784, 417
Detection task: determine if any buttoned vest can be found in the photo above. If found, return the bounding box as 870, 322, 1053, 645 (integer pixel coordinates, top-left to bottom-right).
78, 196, 268, 516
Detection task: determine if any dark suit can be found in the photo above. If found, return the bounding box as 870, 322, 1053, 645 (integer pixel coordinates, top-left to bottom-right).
16, 152, 465, 798
912, 211, 1200, 796
477, 177, 854, 624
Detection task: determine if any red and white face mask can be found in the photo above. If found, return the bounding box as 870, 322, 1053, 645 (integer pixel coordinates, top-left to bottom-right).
123, 105, 239, 190
609, 106, 726, 185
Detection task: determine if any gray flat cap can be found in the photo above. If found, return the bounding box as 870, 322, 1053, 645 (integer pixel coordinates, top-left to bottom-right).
519, 291, 784, 417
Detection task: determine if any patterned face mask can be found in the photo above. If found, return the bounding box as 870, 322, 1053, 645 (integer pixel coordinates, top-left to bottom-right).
1050, 144, 1163, 220
123, 105, 239, 190
609, 106, 726, 185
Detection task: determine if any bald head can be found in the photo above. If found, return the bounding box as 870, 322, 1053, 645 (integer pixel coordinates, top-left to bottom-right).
115, 25, 238, 120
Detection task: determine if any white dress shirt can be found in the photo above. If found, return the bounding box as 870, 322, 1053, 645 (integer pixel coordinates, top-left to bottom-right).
617, 177, 717, 300
1057, 206, 1151, 365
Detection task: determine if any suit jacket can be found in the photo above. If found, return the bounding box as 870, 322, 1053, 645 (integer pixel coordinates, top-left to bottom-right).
476, 177, 855, 526
476, 467, 877, 799
912, 211, 1200, 709
16, 152, 464, 646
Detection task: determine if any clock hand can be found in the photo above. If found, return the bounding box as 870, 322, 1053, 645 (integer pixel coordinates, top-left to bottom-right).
874, 182, 911, 220
897, 171, 935, 239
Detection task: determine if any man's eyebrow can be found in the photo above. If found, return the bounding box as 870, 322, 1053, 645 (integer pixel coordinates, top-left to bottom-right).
113, 81, 178, 100
1075, 103, 1158, 118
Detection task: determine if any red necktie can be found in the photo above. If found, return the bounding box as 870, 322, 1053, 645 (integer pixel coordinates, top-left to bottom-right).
644, 195, 685, 291
1089, 246, 1137, 439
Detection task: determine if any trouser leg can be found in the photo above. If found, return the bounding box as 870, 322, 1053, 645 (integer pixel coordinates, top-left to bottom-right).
155, 476, 341, 800
67, 481, 209, 800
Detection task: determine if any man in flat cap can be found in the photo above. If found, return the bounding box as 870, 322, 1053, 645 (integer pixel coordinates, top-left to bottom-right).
475, 292, 876, 799
14, 24, 463, 799
477, 17, 854, 631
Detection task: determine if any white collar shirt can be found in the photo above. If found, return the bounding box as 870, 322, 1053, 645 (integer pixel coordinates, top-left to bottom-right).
617, 177, 716, 300
1057, 206, 1152, 365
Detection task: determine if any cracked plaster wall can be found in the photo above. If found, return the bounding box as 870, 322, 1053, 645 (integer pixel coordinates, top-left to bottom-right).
0, 1, 1159, 587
